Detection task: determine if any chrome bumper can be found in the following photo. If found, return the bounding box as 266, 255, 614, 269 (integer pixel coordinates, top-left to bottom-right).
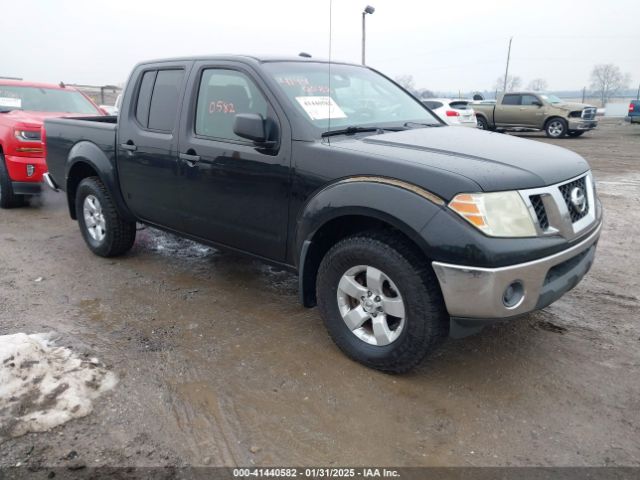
43, 172, 59, 191
432, 221, 602, 320
568, 119, 597, 130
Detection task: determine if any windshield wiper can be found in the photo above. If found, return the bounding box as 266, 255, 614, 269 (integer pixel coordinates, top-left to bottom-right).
321, 125, 404, 138
403, 121, 442, 128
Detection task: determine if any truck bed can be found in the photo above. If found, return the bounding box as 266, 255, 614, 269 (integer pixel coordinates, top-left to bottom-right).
45, 116, 118, 191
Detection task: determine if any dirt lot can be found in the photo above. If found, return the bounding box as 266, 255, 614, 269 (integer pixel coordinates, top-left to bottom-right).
0, 120, 639, 469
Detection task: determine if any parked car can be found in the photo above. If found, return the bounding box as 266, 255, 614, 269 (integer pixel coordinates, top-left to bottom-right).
422, 98, 477, 127
628, 99, 640, 124
99, 94, 123, 116
99, 104, 119, 115
473, 92, 597, 138
0, 79, 103, 208
44, 55, 602, 372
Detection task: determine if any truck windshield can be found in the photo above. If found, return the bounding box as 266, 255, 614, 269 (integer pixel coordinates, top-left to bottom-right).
0, 85, 100, 114
263, 62, 440, 134
540, 94, 563, 104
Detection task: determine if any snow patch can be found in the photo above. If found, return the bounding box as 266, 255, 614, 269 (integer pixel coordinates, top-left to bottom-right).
0, 333, 117, 442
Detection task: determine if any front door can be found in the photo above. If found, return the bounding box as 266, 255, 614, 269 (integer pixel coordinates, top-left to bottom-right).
177, 63, 291, 261
519, 94, 546, 128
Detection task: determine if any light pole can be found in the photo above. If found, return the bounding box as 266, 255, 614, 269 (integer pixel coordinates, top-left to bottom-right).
503, 37, 513, 92
362, 5, 375, 65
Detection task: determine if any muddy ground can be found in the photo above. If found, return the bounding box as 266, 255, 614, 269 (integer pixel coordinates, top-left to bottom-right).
0, 120, 638, 469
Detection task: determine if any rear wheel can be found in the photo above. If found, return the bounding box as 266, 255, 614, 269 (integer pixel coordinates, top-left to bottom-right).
545, 118, 568, 138
567, 131, 585, 137
76, 177, 136, 257
0, 152, 25, 208
316, 231, 448, 373
476, 116, 490, 130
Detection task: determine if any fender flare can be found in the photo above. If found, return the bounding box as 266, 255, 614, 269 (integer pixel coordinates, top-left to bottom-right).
294, 177, 446, 306
65, 141, 134, 221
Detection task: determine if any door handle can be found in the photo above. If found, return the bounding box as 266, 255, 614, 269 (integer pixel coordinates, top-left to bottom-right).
179, 152, 200, 167
120, 142, 137, 152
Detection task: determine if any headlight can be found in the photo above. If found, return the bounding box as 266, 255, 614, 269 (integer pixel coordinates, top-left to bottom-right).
14, 129, 42, 142
449, 191, 536, 237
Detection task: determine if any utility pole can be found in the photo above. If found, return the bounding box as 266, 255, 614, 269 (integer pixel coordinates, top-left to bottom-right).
582, 86, 586, 103
503, 37, 513, 92
637, 82, 639, 100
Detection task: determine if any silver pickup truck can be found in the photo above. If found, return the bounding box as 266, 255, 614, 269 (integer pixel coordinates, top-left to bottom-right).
474, 92, 598, 138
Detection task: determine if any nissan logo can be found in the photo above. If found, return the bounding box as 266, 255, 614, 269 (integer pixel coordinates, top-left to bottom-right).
570, 187, 587, 213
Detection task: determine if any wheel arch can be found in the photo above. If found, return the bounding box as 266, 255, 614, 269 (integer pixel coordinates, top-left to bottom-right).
295, 179, 445, 307
65, 141, 134, 221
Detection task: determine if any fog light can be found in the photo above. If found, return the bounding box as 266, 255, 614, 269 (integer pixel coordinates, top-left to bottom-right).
502, 281, 524, 308
26, 164, 35, 177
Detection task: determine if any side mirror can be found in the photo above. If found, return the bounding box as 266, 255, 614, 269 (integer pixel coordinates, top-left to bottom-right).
533, 101, 543, 107
233, 113, 272, 145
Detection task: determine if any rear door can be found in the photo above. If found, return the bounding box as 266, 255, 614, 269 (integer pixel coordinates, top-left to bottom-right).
176, 61, 292, 261
494, 94, 521, 126
117, 61, 192, 229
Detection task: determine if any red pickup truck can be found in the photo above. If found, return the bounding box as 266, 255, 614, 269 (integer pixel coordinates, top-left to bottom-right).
0, 80, 104, 208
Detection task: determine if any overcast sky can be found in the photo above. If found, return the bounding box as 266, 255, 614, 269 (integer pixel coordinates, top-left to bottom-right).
2, 0, 639, 93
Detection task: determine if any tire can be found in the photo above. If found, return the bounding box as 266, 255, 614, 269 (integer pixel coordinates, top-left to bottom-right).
545, 118, 568, 138
476, 116, 490, 130
0, 152, 25, 208
316, 231, 448, 373
75, 176, 136, 257
567, 131, 585, 137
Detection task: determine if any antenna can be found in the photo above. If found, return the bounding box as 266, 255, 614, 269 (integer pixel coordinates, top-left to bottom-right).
327, 0, 333, 141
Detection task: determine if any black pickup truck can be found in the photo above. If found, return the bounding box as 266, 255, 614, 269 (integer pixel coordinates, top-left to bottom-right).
44, 55, 603, 372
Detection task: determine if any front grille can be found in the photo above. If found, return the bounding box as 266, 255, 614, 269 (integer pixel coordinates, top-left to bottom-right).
558, 176, 589, 222
581, 108, 597, 120
529, 194, 549, 230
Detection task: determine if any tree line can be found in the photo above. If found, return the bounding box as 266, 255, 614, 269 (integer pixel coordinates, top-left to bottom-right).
395, 64, 633, 105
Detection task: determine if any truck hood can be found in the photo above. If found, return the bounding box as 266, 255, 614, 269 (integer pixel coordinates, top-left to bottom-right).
332, 126, 590, 192
551, 102, 595, 111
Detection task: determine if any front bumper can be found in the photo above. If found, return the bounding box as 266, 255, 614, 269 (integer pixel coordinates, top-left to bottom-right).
4, 154, 47, 182
432, 220, 602, 322
568, 119, 598, 130
12, 181, 42, 195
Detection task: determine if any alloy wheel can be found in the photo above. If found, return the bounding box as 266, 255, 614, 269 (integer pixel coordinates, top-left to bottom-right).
336, 265, 406, 346
83, 195, 106, 242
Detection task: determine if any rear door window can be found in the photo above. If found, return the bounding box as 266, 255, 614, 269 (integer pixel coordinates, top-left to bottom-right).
502, 94, 521, 105
135, 71, 156, 127
147, 69, 185, 132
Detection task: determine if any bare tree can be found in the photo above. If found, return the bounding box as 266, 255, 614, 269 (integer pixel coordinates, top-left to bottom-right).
590, 64, 631, 106
417, 88, 435, 99
528, 78, 548, 91
494, 74, 522, 92
395, 75, 416, 93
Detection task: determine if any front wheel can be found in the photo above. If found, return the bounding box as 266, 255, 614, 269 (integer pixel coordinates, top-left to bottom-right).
545, 118, 568, 138
76, 177, 136, 257
0, 153, 25, 208
567, 131, 585, 137
316, 232, 448, 373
